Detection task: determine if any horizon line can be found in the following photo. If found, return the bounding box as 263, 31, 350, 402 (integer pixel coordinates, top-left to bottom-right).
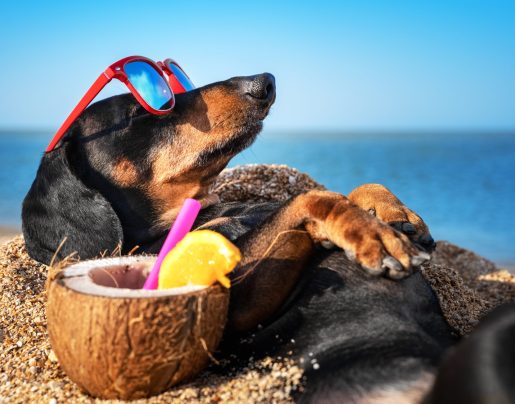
1, 126, 515, 135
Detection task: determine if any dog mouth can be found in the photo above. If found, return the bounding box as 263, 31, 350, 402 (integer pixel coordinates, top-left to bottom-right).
195, 120, 263, 167
197, 73, 276, 165
252, 92, 276, 120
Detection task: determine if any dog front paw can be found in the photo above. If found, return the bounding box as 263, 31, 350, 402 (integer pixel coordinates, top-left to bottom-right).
349, 184, 435, 252
298, 189, 429, 279
326, 205, 429, 279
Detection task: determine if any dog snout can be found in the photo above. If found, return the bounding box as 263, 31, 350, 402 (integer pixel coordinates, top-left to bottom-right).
235, 73, 276, 103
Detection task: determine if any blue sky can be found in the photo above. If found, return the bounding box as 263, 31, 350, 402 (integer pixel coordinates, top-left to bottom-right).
0, 1, 514, 131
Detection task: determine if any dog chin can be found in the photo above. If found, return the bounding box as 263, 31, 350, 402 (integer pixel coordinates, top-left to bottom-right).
235, 117, 264, 147
195, 120, 262, 167
226, 120, 263, 154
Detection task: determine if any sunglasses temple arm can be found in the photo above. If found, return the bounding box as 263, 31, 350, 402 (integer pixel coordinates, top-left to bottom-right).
45, 72, 112, 152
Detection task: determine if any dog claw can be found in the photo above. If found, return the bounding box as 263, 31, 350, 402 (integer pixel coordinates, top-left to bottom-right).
382, 256, 403, 272
418, 233, 436, 251
321, 240, 336, 249
387, 266, 411, 279
411, 251, 430, 266
389, 222, 402, 232
401, 222, 417, 235
381, 256, 412, 279
389, 221, 419, 236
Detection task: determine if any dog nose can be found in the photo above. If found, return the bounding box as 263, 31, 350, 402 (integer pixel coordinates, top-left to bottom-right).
239, 73, 276, 102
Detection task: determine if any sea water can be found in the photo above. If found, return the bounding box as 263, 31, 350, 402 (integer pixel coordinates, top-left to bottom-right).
1, 129, 514, 266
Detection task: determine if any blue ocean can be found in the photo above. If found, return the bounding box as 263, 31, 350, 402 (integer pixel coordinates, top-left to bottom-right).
1, 129, 514, 266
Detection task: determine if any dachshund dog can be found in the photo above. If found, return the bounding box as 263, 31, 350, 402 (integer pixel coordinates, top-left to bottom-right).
22, 73, 510, 401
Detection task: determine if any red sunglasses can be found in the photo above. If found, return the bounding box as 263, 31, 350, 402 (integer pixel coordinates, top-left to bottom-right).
45, 56, 195, 153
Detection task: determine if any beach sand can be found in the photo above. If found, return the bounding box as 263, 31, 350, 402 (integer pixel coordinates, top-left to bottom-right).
1, 164, 514, 402
2, 235, 515, 403
0, 226, 20, 245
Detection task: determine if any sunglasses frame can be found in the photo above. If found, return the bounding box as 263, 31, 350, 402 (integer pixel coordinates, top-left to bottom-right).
45, 56, 191, 153
158, 58, 194, 94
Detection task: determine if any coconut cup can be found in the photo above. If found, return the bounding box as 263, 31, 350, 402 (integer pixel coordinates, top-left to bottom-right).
46, 255, 229, 400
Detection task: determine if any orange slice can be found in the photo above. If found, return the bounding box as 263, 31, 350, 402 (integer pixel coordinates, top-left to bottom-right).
158, 230, 241, 289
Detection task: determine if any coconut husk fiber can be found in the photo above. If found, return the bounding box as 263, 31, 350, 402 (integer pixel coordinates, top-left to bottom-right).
1, 163, 514, 403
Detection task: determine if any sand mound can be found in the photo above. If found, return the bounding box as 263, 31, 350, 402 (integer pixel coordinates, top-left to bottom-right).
1, 164, 514, 403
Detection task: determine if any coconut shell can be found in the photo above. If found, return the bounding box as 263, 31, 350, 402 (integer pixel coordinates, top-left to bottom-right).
46, 256, 229, 400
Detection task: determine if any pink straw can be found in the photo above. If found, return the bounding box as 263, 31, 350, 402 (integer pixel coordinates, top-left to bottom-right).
142, 198, 202, 290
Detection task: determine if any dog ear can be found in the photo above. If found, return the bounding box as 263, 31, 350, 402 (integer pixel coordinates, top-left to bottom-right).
22, 147, 123, 264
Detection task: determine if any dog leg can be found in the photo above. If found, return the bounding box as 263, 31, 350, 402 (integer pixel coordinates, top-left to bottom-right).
228, 229, 314, 332
228, 190, 428, 332
349, 184, 435, 251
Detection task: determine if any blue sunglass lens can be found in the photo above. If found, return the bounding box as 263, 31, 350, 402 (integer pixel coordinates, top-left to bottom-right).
168, 62, 195, 91
124, 61, 173, 111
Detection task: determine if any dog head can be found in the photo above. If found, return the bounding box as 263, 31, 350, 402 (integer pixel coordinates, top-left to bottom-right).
22, 73, 276, 264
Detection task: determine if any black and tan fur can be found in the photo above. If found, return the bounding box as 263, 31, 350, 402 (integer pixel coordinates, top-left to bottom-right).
22, 73, 512, 402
